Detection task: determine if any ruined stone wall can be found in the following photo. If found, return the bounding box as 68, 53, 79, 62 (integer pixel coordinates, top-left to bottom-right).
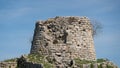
17, 61, 43, 68
30, 16, 96, 63
17, 55, 43, 68
0, 62, 17, 68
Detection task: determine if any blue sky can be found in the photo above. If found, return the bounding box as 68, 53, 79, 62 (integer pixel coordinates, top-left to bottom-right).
0, 0, 120, 67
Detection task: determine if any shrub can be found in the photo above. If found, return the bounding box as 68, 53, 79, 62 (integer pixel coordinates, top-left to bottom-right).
97, 59, 107, 63
74, 58, 96, 64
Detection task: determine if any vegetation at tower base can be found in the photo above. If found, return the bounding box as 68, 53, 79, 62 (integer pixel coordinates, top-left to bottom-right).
1, 56, 117, 68
16, 55, 118, 68
17, 54, 53, 68
2, 58, 17, 62
0, 16, 118, 68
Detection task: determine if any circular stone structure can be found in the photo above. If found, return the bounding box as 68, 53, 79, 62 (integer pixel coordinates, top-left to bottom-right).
30, 16, 96, 62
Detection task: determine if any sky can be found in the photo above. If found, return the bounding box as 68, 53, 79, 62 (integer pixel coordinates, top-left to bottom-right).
0, 0, 120, 67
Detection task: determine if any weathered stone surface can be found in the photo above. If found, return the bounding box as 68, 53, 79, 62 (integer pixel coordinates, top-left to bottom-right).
0, 62, 17, 68
30, 16, 96, 67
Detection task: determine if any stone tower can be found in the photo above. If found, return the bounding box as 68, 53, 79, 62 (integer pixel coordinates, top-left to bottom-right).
30, 16, 96, 63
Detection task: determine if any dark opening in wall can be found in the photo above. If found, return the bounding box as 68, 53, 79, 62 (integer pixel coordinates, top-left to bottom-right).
77, 44, 80, 46
62, 30, 68, 43
58, 35, 62, 38
53, 40, 58, 44
66, 27, 68, 30
79, 21, 81, 24
47, 24, 55, 29
45, 43, 48, 47
83, 29, 86, 31
70, 60, 73, 67
57, 54, 61, 57
56, 53, 61, 57
47, 25, 51, 29
60, 26, 63, 29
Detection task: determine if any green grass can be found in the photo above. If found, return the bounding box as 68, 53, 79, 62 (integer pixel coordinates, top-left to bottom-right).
74, 58, 96, 64
75, 58, 108, 66
90, 63, 94, 68
3, 58, 17, 62
27, 54, 44, 63
97, 59, 107, 63
27, 54, 53, 68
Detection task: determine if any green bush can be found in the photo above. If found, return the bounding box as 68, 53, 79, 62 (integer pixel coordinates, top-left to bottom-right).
74, 58, 96, 64
97, 59, 107, 63
90, 63, 94, 68
27, 54, 53, 68
3, 58, 17, 62
98, 64, 103, 68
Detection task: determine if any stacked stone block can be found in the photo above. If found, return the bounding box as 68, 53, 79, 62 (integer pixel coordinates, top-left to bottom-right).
30, 16, 96, 67
0, 62, 17, 68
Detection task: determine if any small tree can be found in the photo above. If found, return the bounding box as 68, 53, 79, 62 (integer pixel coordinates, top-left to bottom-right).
91, 19, 102, 37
